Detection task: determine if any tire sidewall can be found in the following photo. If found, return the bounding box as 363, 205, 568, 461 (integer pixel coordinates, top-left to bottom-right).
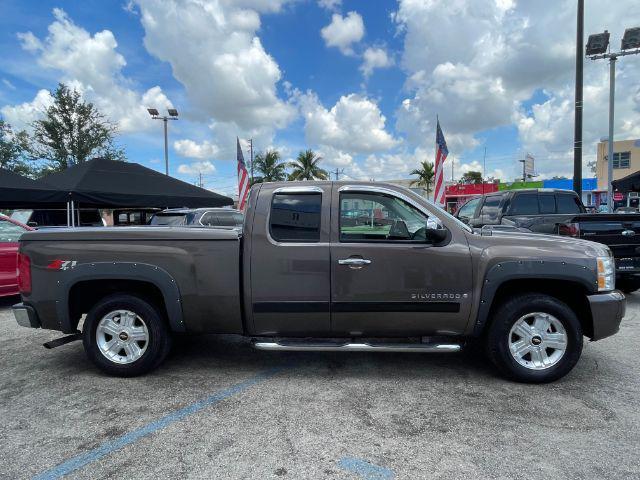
488, 294, 583, 383
83, 294, 168, 377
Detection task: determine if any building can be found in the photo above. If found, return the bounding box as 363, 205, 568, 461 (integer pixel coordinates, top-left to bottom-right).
542, 178, 597, 207
444, 183, 499, 213
595, 138, 640, 206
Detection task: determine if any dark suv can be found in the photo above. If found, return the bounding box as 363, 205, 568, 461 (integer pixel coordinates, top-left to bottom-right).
149, 208, 244, 229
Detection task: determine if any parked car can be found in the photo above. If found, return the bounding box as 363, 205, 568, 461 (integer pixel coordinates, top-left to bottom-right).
113, 209, 160, 226
149, 208, 243, 229
614, 207, 638, 214
455, 189, 640, 293
11, 209, 105, 228
0, 215, 32, 297
13, 182, 625, 383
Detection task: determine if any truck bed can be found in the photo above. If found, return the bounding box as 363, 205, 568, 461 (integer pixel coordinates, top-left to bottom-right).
19, 227, 243, 334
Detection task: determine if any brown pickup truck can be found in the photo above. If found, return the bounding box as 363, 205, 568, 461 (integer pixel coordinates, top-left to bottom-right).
13, 182, 625, 383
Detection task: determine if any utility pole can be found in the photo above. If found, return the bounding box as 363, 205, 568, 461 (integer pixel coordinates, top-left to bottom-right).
482, 147, 487, 195
147, 108, 179, 175
451, 156, 454, 182
247, 138, 254, 184
573, 0, 584, 196
333, 168, 344, 181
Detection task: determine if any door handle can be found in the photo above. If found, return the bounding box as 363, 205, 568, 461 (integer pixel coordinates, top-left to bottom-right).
338, 258, 372, 267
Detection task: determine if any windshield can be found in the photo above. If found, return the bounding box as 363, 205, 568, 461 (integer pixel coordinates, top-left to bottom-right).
10, 210, 32, 224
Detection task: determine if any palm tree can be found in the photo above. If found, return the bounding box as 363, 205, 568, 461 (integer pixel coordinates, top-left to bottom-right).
253, 149, 286, 182
410, 161, 435, 198
288, 149, 329, 181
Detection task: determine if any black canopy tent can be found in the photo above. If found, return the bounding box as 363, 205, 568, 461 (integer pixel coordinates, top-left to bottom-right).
39, 158, 232, 225
0, 168, 67, 209
612, 171, 640, 193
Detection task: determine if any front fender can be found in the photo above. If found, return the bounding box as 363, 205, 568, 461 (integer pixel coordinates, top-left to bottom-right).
472, 260, 597, 336
57, 262, 185, 333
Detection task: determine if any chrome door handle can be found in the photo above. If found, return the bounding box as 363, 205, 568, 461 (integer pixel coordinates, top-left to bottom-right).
338, 258, 371, 266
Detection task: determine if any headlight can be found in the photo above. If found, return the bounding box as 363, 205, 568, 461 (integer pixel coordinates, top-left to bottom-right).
597, 255, 615, 292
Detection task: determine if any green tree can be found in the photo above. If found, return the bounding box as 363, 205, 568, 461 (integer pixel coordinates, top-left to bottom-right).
0, 120, 33, 176
462, 170, 483, 184
409, 161, 435, 197
288, 149, 328, 181
254, 149, 286, 182
31, 83, 125, 172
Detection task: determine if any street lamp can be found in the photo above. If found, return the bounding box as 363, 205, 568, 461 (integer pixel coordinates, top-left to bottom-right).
587, 28, 640, 212
147, 107, 179, 175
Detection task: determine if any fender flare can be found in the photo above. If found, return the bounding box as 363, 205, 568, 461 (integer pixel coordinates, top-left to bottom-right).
472, 259, 597, 336
57, 262, 185, 333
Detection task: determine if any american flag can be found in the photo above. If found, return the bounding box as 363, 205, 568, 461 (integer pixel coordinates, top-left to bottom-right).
434, 119, 448, 208
237, 137, 250, 211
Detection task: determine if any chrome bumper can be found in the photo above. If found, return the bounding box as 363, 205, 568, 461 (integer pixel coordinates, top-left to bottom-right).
12, 303, 40, 329
587, 291, 625, 341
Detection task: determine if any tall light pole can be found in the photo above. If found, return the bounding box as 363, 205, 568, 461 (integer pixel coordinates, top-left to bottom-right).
586, 27, 640, 212
147, 108, 179, 175
573, 0, 584, 197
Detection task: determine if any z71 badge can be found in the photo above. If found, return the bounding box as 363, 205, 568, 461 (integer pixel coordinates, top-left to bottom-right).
47, 259, 78, 270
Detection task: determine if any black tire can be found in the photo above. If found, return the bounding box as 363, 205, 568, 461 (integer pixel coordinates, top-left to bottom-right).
486, 293, 583, 383
82, 294, 172, 377
617, 279, 639, 294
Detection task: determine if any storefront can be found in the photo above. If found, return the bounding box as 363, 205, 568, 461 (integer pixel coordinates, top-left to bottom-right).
444, 183, 499, 213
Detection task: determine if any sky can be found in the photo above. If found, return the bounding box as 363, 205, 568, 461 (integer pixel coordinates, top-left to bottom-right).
1, 0, 639, 198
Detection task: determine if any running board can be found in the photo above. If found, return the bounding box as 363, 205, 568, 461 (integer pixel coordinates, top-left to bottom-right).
252, 341, 461, 353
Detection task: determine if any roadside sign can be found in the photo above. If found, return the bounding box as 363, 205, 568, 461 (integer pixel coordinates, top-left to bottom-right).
613, 192, 624, 201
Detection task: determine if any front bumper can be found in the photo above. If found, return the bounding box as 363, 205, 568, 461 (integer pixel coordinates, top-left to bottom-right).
12, 303, 41, 329
587, 291, 625, 341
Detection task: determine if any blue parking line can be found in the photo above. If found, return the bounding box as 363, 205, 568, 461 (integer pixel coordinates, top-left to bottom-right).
339, 457, 395, 480
33, 368, 283, 480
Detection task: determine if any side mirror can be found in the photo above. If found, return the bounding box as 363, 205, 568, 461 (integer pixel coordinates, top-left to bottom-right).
425, 218, 447, 243
27, 221, 38, 227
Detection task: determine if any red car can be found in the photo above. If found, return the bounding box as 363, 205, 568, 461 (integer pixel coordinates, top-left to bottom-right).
0, 215, 32, 297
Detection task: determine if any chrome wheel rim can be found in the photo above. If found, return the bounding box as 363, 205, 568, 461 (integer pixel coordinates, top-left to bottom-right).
96, 310, 149, 364
508, 312, 567, 370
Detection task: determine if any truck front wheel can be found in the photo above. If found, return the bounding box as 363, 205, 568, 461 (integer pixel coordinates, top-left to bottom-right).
82, 294, 172, 377
486, 293, 583, 383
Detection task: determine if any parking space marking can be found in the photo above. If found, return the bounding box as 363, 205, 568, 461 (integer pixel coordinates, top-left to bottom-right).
339, 457, 395, 480
33, 368, 284, 480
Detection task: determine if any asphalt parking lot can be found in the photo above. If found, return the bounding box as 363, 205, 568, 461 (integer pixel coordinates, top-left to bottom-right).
1, 295, 639, 480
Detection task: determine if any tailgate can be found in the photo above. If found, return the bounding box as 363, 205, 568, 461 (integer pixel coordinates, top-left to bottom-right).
578, 215, 640, 272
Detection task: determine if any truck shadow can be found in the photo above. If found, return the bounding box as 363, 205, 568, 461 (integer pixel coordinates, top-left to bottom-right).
164, 333, 498, 382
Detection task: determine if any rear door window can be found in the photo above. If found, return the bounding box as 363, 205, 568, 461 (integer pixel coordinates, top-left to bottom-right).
480, 195, 503, 223
538, 194, 556, 214
556, 194, 583, 214
509, 193, 539, 215
218, 212, 244, 227
200, 212, 219, 226
270, 193, 321, 242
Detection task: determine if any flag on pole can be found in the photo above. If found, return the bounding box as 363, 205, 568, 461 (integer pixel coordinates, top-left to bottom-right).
434, 119, 448, 207
237, 137, 250, 211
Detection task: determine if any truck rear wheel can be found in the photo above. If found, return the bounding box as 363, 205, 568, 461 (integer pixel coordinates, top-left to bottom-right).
486, 293, 583, 383
82, 294, 172, 377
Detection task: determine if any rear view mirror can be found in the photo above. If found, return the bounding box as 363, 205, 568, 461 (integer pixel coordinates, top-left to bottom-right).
425, 218, 447, 243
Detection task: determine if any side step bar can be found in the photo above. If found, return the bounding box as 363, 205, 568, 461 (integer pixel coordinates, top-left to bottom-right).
252, 341, 461, 353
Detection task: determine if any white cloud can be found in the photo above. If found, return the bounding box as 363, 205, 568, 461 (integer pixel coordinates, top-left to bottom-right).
2, 79, 16, 90
0, 89, 53, 130
360, 47, 393, 78
297, 91, 398, 154
134, 0, 295, 134
174, 139, 220, 159
6, 8, 172, 134
177, 160, 216, 175
321, 11, 364, 56
318, 0, 341, 10
392, 0, 640, 179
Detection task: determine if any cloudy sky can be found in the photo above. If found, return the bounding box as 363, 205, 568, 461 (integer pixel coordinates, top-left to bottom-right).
1, 0, 639, 196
